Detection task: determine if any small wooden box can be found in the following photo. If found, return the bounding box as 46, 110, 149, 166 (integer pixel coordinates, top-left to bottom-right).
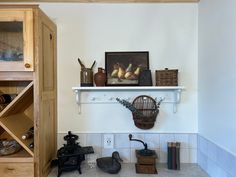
135, 164, 157, 174
136, 150, 157, 165
155, 68, 178, 86
135, 150, 158, 174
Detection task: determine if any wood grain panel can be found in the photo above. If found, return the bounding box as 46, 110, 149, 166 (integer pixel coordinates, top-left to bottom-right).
0, 149, 33, 163
0, 81, 30, 95
24, 103, 34, 121
0, 71, 33, 80
42, 25, 54, 91
0, 162, 34, 177
41, 100, 55, 175
34, 8, 57, 177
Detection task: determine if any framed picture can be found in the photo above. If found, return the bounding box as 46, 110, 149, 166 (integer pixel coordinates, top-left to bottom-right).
105, 51, 149, 86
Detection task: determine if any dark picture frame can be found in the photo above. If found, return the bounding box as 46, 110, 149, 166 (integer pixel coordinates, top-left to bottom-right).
105, 51, 149, 86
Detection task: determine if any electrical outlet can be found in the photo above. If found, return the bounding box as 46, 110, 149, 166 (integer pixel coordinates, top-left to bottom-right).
103, 134, 114, 149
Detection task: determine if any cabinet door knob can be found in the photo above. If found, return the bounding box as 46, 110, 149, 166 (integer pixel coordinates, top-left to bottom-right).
25, 63, 31, 68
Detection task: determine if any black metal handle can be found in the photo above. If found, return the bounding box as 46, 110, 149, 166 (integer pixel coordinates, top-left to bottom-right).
128, 134, 148, 150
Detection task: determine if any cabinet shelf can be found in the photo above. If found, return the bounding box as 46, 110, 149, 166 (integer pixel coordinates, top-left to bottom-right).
0, 131, 32, 162
0, 81, 33, 118
0, 149, 33, 163
72, 86, 185, 113
72, 86, 184, 91
0, 113, 34, 156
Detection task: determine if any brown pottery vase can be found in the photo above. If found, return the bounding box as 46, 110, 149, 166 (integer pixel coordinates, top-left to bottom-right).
94, 68, 106, 86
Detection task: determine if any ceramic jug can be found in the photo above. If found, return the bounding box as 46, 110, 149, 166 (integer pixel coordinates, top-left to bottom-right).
94, 68, 106, 86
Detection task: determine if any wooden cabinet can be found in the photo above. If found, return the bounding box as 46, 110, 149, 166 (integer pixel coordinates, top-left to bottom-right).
0, 7, 34, 71
0, 162, 34, 177
0, 5, 57, 177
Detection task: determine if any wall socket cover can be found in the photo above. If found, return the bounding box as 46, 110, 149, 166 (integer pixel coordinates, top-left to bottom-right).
103, 134, 114, 149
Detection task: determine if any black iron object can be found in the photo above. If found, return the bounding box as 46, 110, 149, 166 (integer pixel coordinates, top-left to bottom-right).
129, 134, 154, 156
56, 131, 94, 177
96, 151, 123, 174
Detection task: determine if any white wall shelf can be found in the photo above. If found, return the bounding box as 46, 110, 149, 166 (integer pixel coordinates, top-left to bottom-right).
72, 86, 185, 113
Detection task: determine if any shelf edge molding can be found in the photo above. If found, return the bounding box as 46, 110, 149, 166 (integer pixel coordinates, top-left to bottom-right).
72, 86, 185, 113
0, 0, 200, 3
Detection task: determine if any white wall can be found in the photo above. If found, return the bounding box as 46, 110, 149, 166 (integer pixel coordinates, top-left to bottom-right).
199, 0, 236, 155
40, 3, 198, 133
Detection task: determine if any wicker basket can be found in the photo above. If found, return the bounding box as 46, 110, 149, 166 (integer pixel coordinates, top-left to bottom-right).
155, 68, 178, 86
132, 95, 159, 129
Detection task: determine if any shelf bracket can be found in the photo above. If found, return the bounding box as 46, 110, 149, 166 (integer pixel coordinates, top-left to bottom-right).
74, 89, 81, 114
173, 89, 182, 113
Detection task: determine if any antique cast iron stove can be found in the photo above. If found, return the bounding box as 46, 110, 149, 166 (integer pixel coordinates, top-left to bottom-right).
57, 131, 94, 177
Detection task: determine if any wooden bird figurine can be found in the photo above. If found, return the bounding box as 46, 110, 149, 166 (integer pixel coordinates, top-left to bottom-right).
96, 151, 123, 174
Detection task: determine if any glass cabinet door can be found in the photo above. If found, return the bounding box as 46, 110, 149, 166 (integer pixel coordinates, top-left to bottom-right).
0, 9, 34, 71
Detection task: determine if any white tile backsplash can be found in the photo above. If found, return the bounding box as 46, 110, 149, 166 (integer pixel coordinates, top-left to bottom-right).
102, 148, 116, 157
207, 159, 232, 177
160, 134, 175, 150
189, 134, 198, 149
57, 133, 197, 164
115, 133, 130, 148
207, 140, 217, 162
57, 133, 65, 148
159, 148, 168, 163
144, 133, 160, 148
198, 135, 236, 177
174, 134, 189, 148
189, 149, 197, 163
130, 134, 144, 148
198, 150, 208, 172
76, 133, 87, 146
86, 133, 102, 148
57, 133, 236, 176
218, 148, 236, 177
180, 148, 189, 163
198, 135, 208, 155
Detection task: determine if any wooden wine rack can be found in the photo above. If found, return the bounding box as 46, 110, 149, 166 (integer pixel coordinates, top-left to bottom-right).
0, 5, 57, 177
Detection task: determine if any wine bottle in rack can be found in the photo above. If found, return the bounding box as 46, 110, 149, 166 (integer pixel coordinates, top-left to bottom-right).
0, 93, 18, 104
22, 127, 34, 140
29, 142, 34, 149
0, 104, 7, 112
